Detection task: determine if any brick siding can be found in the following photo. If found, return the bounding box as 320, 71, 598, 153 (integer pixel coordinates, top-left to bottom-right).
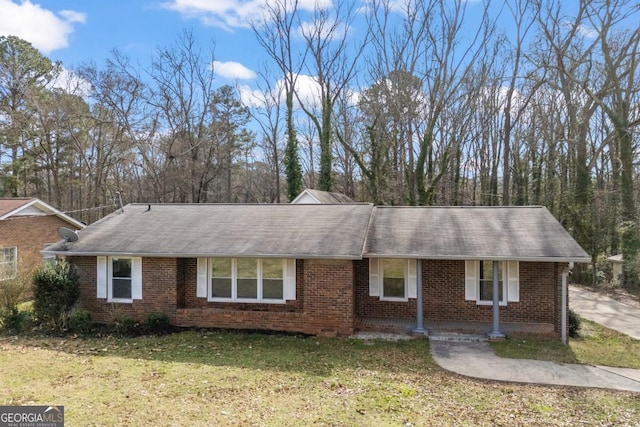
355, 258, 564, 335
72, 257, 354, 336
0, 215, 81, 276
71, 256, 178, 323
70, 255, 564, 337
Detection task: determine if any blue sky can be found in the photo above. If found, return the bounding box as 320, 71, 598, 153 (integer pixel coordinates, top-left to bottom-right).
0, 0, 279, 86
0, 0, 605, 108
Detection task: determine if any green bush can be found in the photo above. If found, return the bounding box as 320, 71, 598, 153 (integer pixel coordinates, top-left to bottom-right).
0, 272, 31, 329
113, 313, 136, 336
32, 261, 80, 329
144, 312, 171, 334
568, 309, 582, 338
2, 308, 33, 333
67, 309, 92, 334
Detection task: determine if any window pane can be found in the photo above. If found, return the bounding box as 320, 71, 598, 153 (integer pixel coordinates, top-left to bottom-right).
237, 258, 257, 278
211, 258, 232, 278
112, 258, 131, 278
479, 261, 503, 302
237, 278, 258, 299
383, 259, 405, 298
212, 278, 232, 298
0, 247, 17, 280
113, 278, 132, 299
480, 280, 493, 301
263, 279, 284, 300
262, 259, 283, 279
480, 260, 502, 282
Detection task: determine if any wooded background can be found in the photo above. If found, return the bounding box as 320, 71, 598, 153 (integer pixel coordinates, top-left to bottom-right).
1, 0, 639, 285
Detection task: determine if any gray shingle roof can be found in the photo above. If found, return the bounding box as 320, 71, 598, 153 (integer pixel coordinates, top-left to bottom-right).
364, 206, 590, 262
44, 203, 590, 262
47, 203, 373, 259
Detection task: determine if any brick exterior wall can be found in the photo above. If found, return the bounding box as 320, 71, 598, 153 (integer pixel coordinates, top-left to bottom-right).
0, 215, 81, 277
72, 257, 355, 336
71, 256, 178, 323
355, 258, 565, 334
70, 254, 564, 337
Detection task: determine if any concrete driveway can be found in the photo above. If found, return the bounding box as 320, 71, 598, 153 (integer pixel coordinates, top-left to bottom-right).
570, 285, 640, 340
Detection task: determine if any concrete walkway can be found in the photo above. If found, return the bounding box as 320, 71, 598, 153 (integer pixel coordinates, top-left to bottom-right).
430, 340, 640, 393
570, 285, 640, 340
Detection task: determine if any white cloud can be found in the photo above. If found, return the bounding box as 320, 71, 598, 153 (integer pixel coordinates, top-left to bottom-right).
298, 19, 349, 41
162, 0, 333, 30
162, 0, 264, 29
50, 67, 92, 98
238, 84, 266, 107
576, 23, 598, 39
213, 60, 257, 80
0, 0, 85, 54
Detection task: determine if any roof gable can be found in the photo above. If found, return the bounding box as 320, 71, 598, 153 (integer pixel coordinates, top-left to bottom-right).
0, 198, 85, 229
291, 189, 353, 204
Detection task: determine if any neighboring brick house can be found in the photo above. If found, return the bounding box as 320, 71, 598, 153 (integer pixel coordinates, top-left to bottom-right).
0, 198, 85, 280
44, 203, 589, 341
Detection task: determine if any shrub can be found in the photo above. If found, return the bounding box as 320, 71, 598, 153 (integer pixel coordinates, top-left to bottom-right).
568, 309, 582, 338
113, 313, 136, 336
0, 272, 31, 329
144, 313, 171, 334
67, 309, 92, 334
32, 261, 80, 329
2, 308, 33, 333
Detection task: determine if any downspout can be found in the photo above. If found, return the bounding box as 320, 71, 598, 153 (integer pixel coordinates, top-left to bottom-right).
561, 262, 574, 345
413, 259, 426, 334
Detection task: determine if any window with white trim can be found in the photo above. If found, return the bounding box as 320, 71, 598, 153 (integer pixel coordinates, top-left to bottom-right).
111, 257, 133, 301
199, 258, 295, 303
465, 260, 519, 305
96, 256, 143, 303
368, 258, 417, 301
0, 247, 17, 280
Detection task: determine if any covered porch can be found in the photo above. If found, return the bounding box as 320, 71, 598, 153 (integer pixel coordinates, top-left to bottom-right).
354, 317, 556, 338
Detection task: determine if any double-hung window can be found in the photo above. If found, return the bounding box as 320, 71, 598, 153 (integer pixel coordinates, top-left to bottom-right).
0, 247, 17, 280
465, 260, 519, 305
111, 257, 133, 301
368, 258, 417, 301
96, 256, 143, 303
199, 258, 294, 303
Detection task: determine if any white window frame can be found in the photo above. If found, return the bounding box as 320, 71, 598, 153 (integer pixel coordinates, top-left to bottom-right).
465, 260, 519, 306
108, 257, 133, 303
207, 258, 288, 304
369, 258, 417, 302
0, 246, 17, 281
100, 256, 142, 303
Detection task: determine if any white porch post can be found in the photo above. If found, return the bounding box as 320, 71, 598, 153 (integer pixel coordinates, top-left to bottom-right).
413, 259, 426, 334
488, 260, 505, 339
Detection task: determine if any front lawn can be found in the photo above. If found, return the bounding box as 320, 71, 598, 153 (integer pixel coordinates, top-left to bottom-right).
1, 330, 639, 426
491, 320, 640, 369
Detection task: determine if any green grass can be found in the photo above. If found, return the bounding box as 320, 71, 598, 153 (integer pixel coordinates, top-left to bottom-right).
1, 329, 639, 426
491, 320, 640, 369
